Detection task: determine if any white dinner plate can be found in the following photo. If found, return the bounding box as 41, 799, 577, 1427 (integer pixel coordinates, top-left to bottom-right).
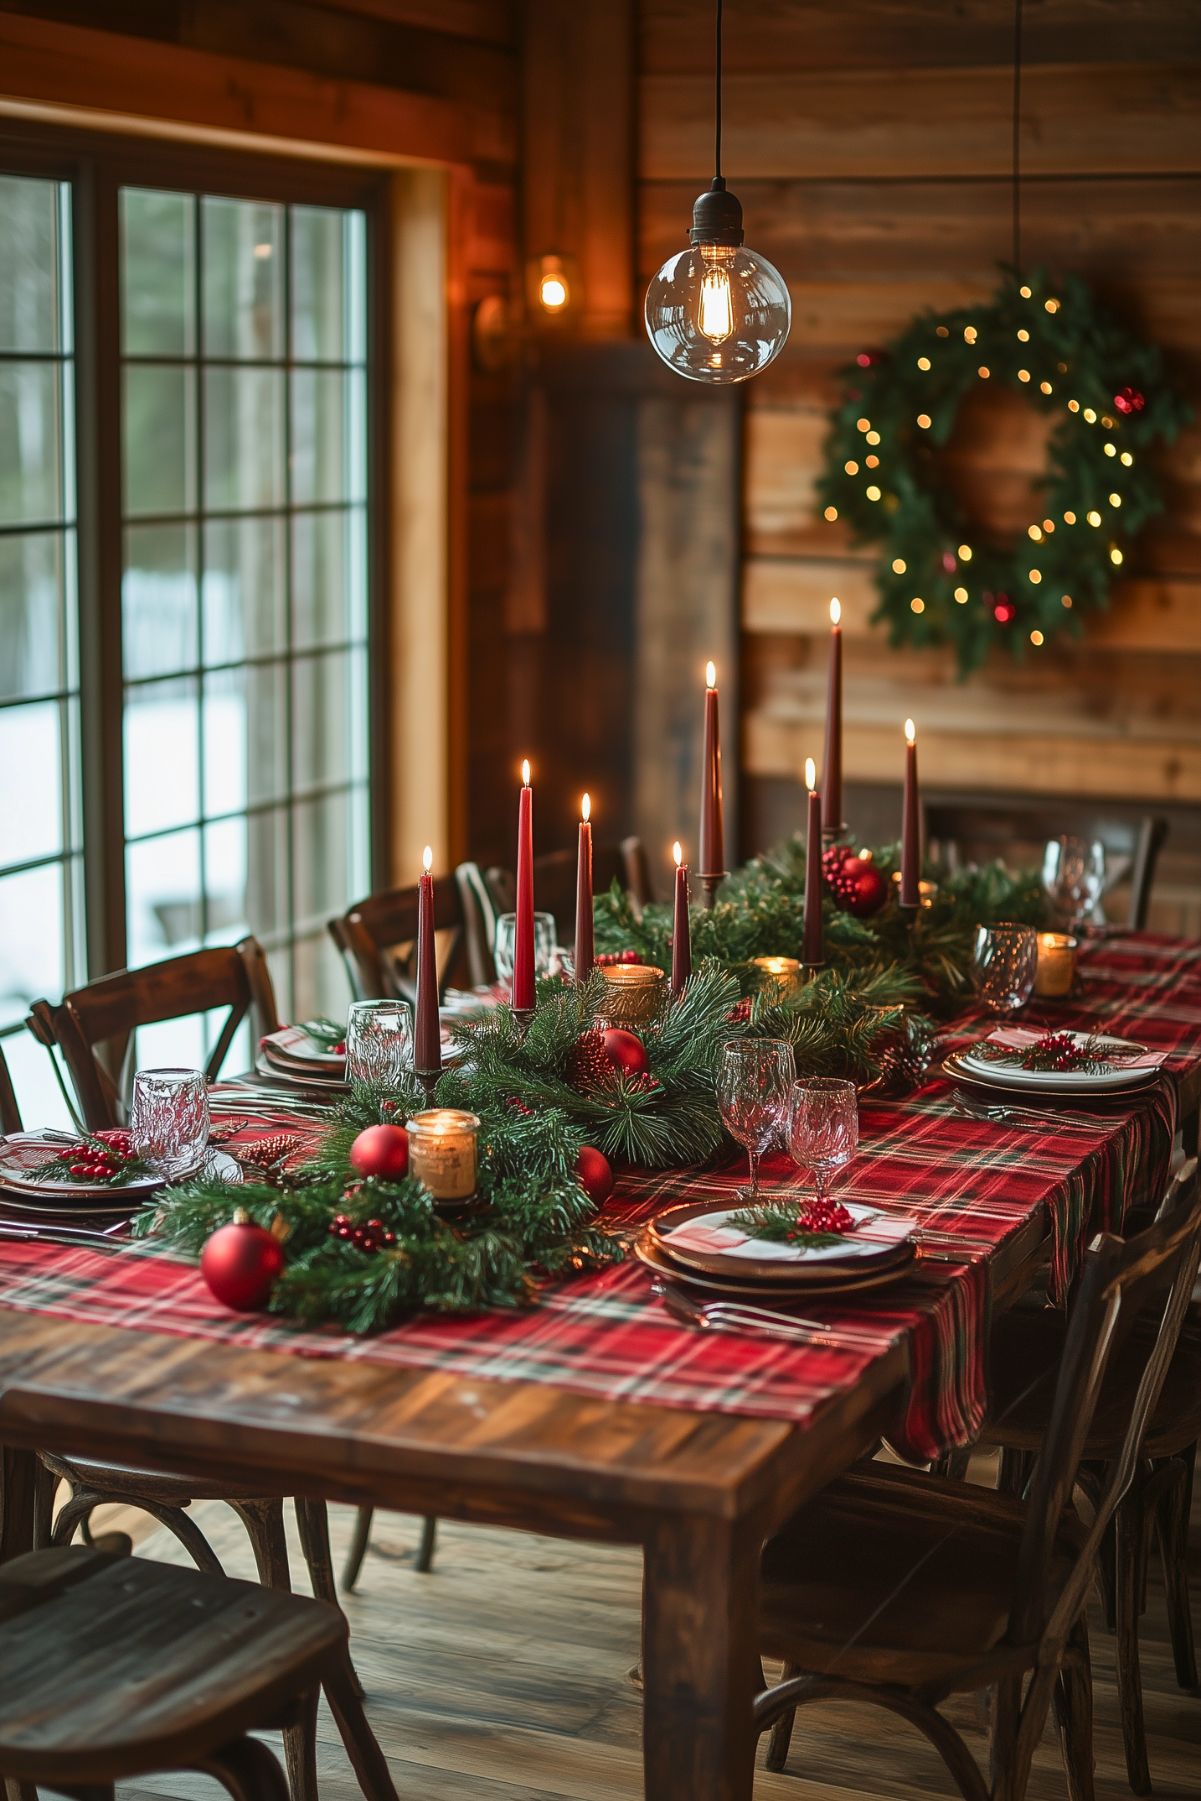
959, 1030, 1159, 1092
649, 1200, 917, 1284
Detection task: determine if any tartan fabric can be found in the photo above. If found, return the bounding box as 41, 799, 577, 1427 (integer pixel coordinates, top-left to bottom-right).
1, 933, 1198, 1466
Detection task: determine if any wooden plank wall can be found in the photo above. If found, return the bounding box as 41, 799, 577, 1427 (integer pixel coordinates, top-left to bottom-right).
636, 0, 1201, 929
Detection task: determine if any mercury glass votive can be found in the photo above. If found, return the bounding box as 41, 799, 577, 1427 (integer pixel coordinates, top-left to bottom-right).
406, 1109, 481, 1202
597, 963, 666, 1026
751, 955, 803, 998
1035, 931, 1079, 998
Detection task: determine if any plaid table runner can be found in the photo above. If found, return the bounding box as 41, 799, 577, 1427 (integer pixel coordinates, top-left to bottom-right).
1, 934, 1198, 1466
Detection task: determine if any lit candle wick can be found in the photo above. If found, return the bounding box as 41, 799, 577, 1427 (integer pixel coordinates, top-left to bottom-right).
804, 756, 816, 792
521, 757, 531, 786
581, 791, 590, 823
829, 597, 841, 626
905, 717, 916, 745
422, 844, 433, 873
673, 840, 683, 868
705, 659, 717, 689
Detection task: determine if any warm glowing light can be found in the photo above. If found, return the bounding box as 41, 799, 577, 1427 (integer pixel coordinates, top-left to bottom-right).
977, 365, 990, 379
936, 324, 949, 336
1017, 368, 1031, 383
1062, 594, 1073, 608
1030, 630, 1044, 646
698, 261, 735, 343
1019, 284, 1032, 299
1120, 451, 1134, 466
910, 597, 925, 613
1045, 297, 1060, 313
521, 758, 531, 786
963, 326, 977, 344
916, 413, 932, 429
917, 356, 931, 370
1042, 519, 1055, 532
865, 453, 879, 467
856, 417, 870, 432
423, 844, 433, 872
1109, 492, 1122, 507
1083, 407, 1097, 424
581, 792, 591, 823
1068, 399, 1080, 412
1086, 509, 1101, 527
829, 597, 842, 626
1064, 510, 1077, 525
705, 660, 717, 689
804, 757, 816, 792
824, 504, 839, 521
904, 718, 916, 745
892, 558, 907, 574
539, 272, 569, 311
1029, 569, 1042, 584
1028, 525, 1043, 541
253, 242, 273, 261
1039, 381, 1053, 394
958, 544, 972, 561
844, 459, 859, 475
954, 586, 968, 603
1110, 546, 1124, 566
1016, 328, 1030, 342
865, 484, 882, 501
1104, 442, 1117, 457
865, 429, 881, 445
673, 839, 683, 867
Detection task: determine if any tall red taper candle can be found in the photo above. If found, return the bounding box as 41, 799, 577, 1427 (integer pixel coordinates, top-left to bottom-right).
512, 759, 536, 1010
821, 598, 843, 832
698, 660, 724, 879
900, 718, 921, 908
414, 845, 442, 1073
574, 792, 594, 984
671, 841, 692, 995
802, 758, 823, 964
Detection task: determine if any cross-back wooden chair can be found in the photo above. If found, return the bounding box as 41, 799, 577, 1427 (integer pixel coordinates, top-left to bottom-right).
0, 1544, 397, 1801
0, 1039, 21, 1136
26, 936, 280, 1131
483, 837, 652, 962
748, 1171, 1201, 1801
923, 797, 1168, 931
329, 874, 469, 1006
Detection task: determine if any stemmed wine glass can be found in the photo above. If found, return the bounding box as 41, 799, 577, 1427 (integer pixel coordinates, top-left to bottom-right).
787, 1077, 859, 1204
1042, 835, 1106, 932
716, 1039, 795, 1202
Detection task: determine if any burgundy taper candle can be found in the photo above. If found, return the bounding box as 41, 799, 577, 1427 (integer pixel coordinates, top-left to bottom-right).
698, 660, 724, 878
802, 758, 823, 964
671, 841, 692, 995
900, 718, 921, 908
414, 846, 442, 1073
821, 598, 843, 832
574, 792, 594, 984
512, 759, 536, 1010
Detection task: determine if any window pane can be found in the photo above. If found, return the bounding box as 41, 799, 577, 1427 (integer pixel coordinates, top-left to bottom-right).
291, 649, 367, 794
126, 827, 202, 966
123, 676, 200, 838
203, 366, 284, 512
0, 361, 63, 527
0, 863, 66, 1025
292, 506, 366, 649
121, 188, 195, 357
293, 788, 359, 924
1, 1027, 73, 1130
123, 523, 198, 680
293, 928, 348, 1021
136, 1013, 207, 1073
202, 197, 284, 361
291, 206, 364, 363
203, 514, 286, 660
0, 529, 65, 701
123, 364, 196, 518
202, 662, 288, 816
0, 175, 60, 354
290, 368, 365, 506
0, 701, 64, 866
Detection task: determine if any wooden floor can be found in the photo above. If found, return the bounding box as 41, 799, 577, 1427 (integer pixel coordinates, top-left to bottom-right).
96, 1466, 1201, 1801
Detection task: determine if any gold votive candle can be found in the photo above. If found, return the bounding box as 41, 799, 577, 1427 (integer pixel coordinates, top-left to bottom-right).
751, 955, 802, 997
597, 963, 666, 1026
406, 1109, 480, 1201
890, 870, 939, 909
1035, 932, 1078, 998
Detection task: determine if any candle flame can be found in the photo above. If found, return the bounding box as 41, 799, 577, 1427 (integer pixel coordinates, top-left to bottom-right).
521, 757, 531, 785
829, 597, 841, 626
705, 660, 717, 689
581, 792, 591, 822
904, 717, 916, 745
673, 840, 683, 868
804, 756, 816, 791
422, 844, 433, 873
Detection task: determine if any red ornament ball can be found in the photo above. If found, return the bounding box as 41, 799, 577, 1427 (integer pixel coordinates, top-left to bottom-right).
1113, 385, 1146, 416
845, 861, 888, 918
602, 1027, 649, 1077
348, 1124, 410, 1182
575, 1144, 614, 1206
200, 1216, 284, 1312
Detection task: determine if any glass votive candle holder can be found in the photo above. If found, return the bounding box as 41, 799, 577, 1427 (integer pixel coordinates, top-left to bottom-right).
751, 955, 802, 997
406, 1109, 481, 1203
597, 963, 666, 1026
1035, 931, 1079, 998
890, 871, 939, 909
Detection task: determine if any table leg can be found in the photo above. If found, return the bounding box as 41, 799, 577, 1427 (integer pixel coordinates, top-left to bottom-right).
642, 1514, 759, 1801
0, 1444, 36, 1565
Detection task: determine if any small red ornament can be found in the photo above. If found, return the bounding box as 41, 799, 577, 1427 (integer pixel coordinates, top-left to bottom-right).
200, 1212, 284, 1312
601, 1027, 650, 1078
855, 347, 887, 369
348, 1124, 410, 1182
941, 550, 958, 574
575, 1144, 614, 1206
846, 862, 888, 918
1113, 385, 1145, 416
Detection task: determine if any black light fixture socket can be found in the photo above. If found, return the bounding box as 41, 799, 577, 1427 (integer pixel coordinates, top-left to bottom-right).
688, 178, 744, 248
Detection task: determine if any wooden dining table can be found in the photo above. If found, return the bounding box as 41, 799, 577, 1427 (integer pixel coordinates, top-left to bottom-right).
2, 932, 1200, 1801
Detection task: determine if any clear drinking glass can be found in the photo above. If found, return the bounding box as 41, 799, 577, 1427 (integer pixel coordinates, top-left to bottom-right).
130, 1066, 210, 1181
716, 1038, 795, 1202
972, 923, 1038, 1015
493, 911, 556, 987
788, 1077, 859, 1203
1042, 835, 1106, 931
345, 999, 413, 1087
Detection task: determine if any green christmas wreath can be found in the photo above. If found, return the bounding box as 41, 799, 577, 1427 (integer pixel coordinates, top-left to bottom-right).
818, 269, 1191, 673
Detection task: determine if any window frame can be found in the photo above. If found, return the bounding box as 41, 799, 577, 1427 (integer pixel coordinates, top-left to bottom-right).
0, 121, 393, 1016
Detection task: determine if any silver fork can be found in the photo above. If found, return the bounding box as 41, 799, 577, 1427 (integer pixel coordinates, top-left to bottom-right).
652, 1281, 884, 1350
948, 1089, 1101, 1130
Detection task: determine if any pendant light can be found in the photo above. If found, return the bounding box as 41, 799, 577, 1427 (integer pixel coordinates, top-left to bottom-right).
644, 0, 791, 384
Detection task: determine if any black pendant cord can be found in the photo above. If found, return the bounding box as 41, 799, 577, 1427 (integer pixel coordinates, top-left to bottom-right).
714, 0, 724, 184
1011, 0, 1024, 276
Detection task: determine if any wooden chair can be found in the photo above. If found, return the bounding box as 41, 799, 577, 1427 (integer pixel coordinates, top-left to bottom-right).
746, 1172, 1201, 1801
329, 875, 468, 1006
26, 935, 280, 1131
0, 1042, 20, 1136
0, 1544, 396, 1801
923, 796, 1167, 931
484, 837, 653, 957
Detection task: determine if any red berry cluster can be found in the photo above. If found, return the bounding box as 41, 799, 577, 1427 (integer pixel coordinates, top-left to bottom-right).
726, 997, 752, 1024
506, 1096, 534, 1117
794, 1197, 855, 1235
1027, 1031, 1087, 1071
57, 1128, 135, 1182
595, 950, 641, 967
328, 1213, 398, 1254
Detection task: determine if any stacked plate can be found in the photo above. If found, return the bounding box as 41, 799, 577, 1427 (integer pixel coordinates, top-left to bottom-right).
944, 1029, 1163, 1103
0, 1131, 241, 1224
256, 1025, 348, 1092
636, 1198, 917, 1301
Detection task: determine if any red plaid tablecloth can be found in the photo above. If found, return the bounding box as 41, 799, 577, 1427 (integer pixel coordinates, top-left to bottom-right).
1, 934, 1198, 1466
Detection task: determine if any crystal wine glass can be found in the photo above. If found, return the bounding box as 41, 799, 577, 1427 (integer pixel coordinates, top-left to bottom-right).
716, 1038, 795, 1202
972, 923, 1038, 1015
787, 1077, 859, 1204
1042, 835, 1106, 932
345, 1000, 413, 1087
131, 1067, 210, 1181
493, 911, 557, 988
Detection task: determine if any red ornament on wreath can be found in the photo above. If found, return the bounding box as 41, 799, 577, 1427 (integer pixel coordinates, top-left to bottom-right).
822, 845, 888, 918
200, 1211, 284, 1312
1113, 385, 1145, 416
348, 1123, 410, 1182
576, 1144, 614, 1206
601, 1027, 649, 1078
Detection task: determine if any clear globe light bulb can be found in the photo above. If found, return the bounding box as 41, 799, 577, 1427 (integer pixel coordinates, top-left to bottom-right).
644, 185, 791, 385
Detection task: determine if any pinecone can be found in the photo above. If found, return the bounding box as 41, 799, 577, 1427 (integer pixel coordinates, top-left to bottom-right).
566, 1027, 613, 1093
239, 1132, 302, 1171
877, 1020, 935, 1096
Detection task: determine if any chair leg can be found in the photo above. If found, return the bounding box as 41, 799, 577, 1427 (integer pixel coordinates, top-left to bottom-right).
415, 1514, 438, 1574
232, 1497, 293, 1591
1115, 1494, 1153, 1794
322, 1641, 400, 1801
295, 1498, 365, 1700
281, 1683, 320, 1801
31, 1457, 57, 1550
52, 1489, 223, 1575
191, 1736, 292, 1801
764, 1662, 800, 1772
1155, 1449, 1198, 1692
1054, 1612, 1096, 1801
342, 1505, 374, 1591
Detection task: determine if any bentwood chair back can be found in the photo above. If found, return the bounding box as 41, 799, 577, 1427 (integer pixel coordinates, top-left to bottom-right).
484, 838, 653, 959
329, 875, 469, 1005
26, 936, 280, 1131
0, 1039, 21, 1135
923, 796, 1167, 930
